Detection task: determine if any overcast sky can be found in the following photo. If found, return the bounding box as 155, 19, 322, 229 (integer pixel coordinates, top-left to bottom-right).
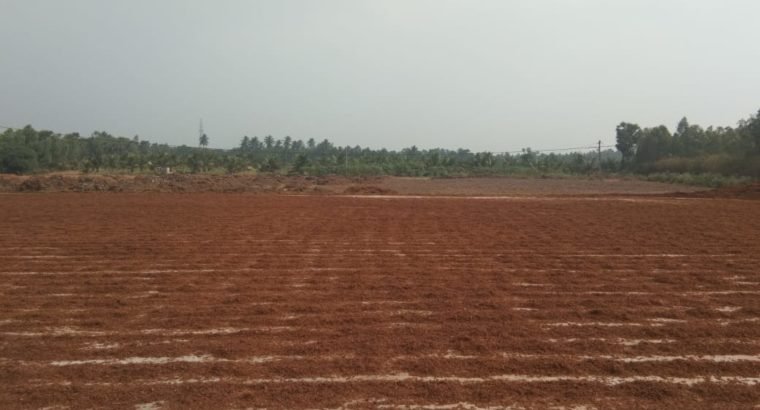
1, 1, 758, 151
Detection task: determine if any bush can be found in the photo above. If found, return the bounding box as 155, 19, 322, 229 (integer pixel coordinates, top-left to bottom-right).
259, 157, 280, 173
291, 154, 309, 174
224, 156, 246, 174
648, 154, 760, 178
644, 172, 752, 188
0, 143, 39, 174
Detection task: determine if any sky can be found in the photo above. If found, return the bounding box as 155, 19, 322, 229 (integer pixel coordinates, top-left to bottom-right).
1, 1, 759, 151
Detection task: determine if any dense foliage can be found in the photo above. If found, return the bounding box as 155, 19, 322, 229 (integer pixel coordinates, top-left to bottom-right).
1, 109, 758, 181
616, 109, 760, 177
0, 126, 617, 177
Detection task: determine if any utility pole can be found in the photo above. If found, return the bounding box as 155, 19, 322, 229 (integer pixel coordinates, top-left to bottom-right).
597, 140, 602, 175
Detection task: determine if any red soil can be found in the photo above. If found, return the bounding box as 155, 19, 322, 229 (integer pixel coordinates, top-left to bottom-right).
342, 185, 398, 195
676, 182, 760, 200
0, 194, 759, 408
371, 176, 709, 196
0, 173, 711, 196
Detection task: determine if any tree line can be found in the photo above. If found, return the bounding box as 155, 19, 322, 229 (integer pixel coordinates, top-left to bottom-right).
615, 110, 760, 177
1, 109, 758, 179
0, 127, 618, 176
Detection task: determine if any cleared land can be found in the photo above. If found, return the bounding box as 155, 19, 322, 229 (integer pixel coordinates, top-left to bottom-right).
0, 173, 708, 196
364, 176, 707, 196
1, 192, 759, 408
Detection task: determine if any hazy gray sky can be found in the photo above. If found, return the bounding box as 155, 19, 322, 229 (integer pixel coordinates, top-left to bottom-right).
1, 1, 758, 151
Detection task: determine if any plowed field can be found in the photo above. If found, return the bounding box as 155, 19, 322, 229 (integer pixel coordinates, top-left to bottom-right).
1, 194, 759, 409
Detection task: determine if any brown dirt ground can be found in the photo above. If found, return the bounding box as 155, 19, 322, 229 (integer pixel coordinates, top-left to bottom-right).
0, 173, 340, 194
673, 181, 760, 200
1, 193, 759, 408
0, 172, 719, 197
342, 185, 398, 195
368, 176, 711, 197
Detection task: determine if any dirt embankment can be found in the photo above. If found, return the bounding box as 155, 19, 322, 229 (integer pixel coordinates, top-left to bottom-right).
342, 185, 398, 195
673, 182, 760, 200
1, 172, 756, 198
0, 173, 359, 194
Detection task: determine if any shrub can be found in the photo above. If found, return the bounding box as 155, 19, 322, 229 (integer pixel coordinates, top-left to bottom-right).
0, 143, 39, 174
644, 172, 751, 188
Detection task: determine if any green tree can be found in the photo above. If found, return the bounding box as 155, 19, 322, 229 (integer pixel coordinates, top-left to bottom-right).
635, 126, 672, 165
292, 139, 304, 152
0, 142, 39, 174
187, 153, 204, 173
673, 117, 706, 156
676, 117, 689, 136
615, 122, 642, 165
199, 133, 209, 148
743, 109, 760, 154
260, 157, 280, 172
292, 153, 309, 174
225, 156, 245, 174
264, 135, 274, 150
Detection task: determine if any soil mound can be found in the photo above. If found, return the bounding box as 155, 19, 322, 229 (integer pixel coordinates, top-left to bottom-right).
342, 185, 397, 195
714, 182, 760, 199
15, 175, 122, 192
0, 173, 327, 194
677, 182, 760, 200
1, 173, 720, 196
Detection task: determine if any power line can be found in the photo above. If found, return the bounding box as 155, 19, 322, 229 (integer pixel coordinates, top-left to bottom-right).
0, 123, 619, 156
494, 144, 616, 155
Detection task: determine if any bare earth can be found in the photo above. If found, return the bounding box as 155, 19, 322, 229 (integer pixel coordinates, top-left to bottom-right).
0, 173, 709, 196
1, 191, 759, 409
363, 176, 707, 196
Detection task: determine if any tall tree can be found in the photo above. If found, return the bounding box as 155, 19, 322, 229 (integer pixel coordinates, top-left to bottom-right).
292, 153, 309, 174
292, 140, 304, 152
676, 117, 690, 136
635, 126, 672, 165
264, 135, 274, 150
743, 109, 760, 154
615, 122, 642, 165
0, 141, 38, 174
199, 133, 209, 148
